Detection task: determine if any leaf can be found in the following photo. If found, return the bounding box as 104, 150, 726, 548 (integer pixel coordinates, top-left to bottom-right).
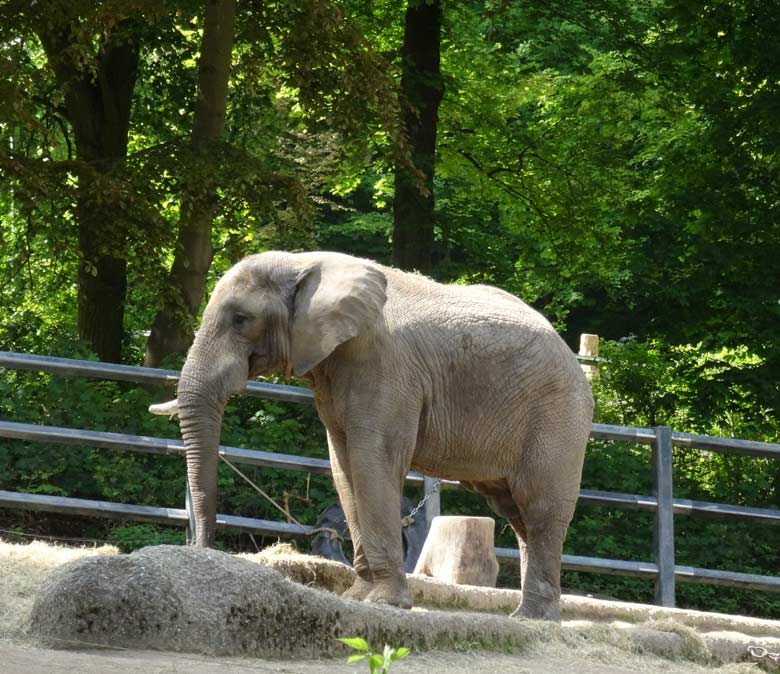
390, 647, 410, 661
347, 654, 367, 663
338, 637, 370, 652
367, 654, 384, 673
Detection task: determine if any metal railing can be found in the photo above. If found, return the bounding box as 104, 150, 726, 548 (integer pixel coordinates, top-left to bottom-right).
1, 350, 780, 607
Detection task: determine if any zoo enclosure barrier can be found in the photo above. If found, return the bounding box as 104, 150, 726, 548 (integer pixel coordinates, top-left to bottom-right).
0, 346, 779, 609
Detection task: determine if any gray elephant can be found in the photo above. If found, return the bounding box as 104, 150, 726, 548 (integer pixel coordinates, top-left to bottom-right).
151, 251, 593, 621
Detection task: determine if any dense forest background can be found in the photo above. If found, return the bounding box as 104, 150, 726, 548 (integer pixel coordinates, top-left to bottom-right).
1, 0, 779, 617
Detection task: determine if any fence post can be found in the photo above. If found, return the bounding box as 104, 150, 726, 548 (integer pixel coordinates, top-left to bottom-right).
184, 472, 196, 545
423, 476, 441, 531
579, 333, 600, 380
652, 425, 676, 607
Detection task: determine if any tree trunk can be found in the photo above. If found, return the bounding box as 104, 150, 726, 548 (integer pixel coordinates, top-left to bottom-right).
76, 203, 128, 364
144, 0, 237, 367
38, 20, 139, 363
392, 0, 443, 274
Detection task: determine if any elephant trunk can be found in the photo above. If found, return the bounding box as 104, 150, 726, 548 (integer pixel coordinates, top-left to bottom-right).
176, 342, 245, 547
178, 390, 224, 547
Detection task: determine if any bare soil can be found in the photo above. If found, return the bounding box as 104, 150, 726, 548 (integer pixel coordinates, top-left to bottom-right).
2, 640, 761, 674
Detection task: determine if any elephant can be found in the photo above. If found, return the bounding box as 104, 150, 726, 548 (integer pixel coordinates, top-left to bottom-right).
150, 250, 593, 621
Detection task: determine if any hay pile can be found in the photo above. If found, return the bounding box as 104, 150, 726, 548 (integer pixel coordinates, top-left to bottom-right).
2, 537, 779, 671
239, 542, 355, 595
27, 545, 550, 658
0, 538, 117, 639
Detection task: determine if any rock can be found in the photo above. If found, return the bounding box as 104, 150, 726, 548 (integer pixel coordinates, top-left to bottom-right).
27, 545, 542, 658
413, 516, 499, 587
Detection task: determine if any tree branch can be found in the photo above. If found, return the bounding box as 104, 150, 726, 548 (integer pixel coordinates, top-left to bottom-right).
457, 149, 550, 223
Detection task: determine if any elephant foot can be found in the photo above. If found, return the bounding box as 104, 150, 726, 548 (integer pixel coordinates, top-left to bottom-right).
510, 601, 561, 622
342, 575, 374, 602
364, 580, 413, 609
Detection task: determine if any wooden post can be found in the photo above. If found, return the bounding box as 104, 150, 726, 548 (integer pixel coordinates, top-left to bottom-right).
579, 333, 600, 380
185, 472, 196, 545
423, 475, 441, 532
653, 425, 676, 607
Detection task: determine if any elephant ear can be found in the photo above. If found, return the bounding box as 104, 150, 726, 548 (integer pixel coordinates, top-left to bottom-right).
290, 254, 387, 376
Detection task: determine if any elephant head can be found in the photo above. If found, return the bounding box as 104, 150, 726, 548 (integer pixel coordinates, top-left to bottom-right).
150, 251, 387, 546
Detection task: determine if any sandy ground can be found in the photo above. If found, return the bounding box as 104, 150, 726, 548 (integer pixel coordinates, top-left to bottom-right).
1, 639, 762, 674
0, 540, 767, 674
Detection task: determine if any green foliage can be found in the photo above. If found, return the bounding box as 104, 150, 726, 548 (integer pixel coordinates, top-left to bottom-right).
108, 524, 185, 552
0, 0, 778, 621
317, 212, 393, 263
339, 637, 410, 674
595, 339, 779, 446
0, 341, 335, 548
558, 339, 780, 618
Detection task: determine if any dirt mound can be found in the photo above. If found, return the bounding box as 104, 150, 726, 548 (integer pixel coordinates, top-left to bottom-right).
249, 547, 780, 636
249, 546, 780, 667
28, 545, 549, 658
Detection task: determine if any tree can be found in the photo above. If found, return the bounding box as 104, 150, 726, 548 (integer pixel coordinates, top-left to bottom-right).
144, 0, 237, 367
392, 0, 443, 273
0, 0, 405, 363
143, 0, 408, 365
34, 4, 142, 362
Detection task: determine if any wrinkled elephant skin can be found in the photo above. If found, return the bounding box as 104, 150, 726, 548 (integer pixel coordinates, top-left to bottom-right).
157, 251, 593, 620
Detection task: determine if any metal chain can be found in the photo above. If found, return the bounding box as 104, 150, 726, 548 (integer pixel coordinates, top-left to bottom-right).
402, 478, 442, 527
748, 645, 780, 664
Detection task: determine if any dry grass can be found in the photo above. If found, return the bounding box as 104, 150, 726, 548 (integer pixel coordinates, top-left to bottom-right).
0, 537, 118, 639
238, 541, 356, 594
0, 538, 775, 674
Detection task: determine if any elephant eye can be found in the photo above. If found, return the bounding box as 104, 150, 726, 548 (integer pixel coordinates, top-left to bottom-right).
232, 313, 249, 328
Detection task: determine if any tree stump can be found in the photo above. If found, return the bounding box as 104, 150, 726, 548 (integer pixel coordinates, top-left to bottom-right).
412, 516, 499, 587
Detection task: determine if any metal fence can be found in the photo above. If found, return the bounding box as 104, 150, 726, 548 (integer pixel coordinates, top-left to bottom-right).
1, 349, 779, 608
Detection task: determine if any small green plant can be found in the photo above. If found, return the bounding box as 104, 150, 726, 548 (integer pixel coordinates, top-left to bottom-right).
338, 637, 410, 673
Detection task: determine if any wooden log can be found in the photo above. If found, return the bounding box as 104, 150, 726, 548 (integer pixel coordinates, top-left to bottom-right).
412, 516, 499, 587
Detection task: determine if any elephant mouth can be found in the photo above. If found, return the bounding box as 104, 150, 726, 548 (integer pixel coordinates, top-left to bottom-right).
249, 352, 271, 378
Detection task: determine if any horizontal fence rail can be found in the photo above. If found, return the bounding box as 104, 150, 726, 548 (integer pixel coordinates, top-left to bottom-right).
2, 351, 780, 604
0, 350, 314, 404
0, 420, 442, 486
3, 480, 779, 594
2, 420, 778, 525
0, 490, 311, 539
4, 351, 779, 457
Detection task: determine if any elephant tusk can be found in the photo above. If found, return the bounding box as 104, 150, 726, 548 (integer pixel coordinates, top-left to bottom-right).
148, 399, 179, 418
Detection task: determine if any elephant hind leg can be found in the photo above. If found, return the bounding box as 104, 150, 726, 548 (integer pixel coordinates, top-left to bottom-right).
462, 479, 521, 520
508, 515, 566, 621
462, 481, 534, 607
506, 476, 579, 622
463, 478, 570, 621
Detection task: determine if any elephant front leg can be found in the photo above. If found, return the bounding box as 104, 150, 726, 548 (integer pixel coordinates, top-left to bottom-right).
328, 434, 374, 601
346, 430, 412, 609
